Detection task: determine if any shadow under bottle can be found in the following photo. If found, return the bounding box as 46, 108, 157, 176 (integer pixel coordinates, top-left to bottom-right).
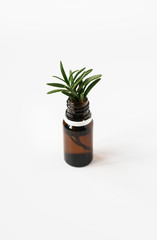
63, 98, 93, 167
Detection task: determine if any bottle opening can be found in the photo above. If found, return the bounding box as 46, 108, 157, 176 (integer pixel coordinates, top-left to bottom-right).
66, 97, 91, 121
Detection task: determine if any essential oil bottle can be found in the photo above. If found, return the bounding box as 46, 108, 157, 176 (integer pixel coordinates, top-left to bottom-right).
63, 97, 93, 167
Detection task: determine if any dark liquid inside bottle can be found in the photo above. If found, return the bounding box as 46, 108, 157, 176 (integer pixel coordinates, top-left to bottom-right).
63, 98, 93, 167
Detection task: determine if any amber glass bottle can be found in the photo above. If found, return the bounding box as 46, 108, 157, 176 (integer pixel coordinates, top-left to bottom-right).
63, 98, 93, 167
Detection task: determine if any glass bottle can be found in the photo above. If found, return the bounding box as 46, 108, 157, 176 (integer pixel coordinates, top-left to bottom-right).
63, 97, 93, 167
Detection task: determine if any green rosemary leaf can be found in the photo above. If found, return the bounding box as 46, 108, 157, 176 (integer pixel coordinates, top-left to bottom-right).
84, 79, 101, 98
72, 73, 85, 90
72, 69, 93, 90
73, 67, 86, 81
80, 93, 84, 102
47, 83, 66, 88
65, 87, 78, 98
47, 89, 65, 94
52, 76, 65, 82
69, 70, 78, 85
69, 90, 78, 98
60, 61, 69, 85
78, 74, 102, 91
47, 82, 77, 97
69, 70, 73, 86
61, 90, 76, 101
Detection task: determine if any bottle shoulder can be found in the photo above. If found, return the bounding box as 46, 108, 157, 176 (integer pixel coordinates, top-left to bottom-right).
63, 119, 93, 131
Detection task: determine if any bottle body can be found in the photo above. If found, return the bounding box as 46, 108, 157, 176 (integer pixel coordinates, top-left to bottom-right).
63, 98, 93, 167
63, 120, 93, 167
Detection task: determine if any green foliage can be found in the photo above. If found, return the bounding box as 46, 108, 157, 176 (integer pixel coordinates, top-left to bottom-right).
47, 61, 102, 103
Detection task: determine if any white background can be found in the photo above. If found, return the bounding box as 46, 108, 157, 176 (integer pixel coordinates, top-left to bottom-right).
0, 0, 157, 239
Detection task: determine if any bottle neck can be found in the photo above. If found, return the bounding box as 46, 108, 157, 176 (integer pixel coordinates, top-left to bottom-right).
65, 98, 91, 122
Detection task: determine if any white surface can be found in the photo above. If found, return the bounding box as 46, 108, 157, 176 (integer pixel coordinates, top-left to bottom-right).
0, 0, 157, 239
